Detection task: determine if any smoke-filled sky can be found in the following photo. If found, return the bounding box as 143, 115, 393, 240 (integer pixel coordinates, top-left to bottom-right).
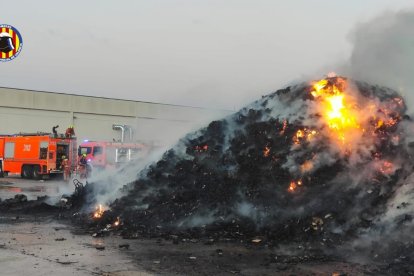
1, 0, 414, 110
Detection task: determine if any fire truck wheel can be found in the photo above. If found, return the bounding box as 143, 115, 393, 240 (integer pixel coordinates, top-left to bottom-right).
32, 165, 42, 180
21, 165, 33, 179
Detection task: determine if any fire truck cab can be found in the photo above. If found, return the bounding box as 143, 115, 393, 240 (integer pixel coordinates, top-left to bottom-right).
78, 141, 150, 171
0, 134, 77, 179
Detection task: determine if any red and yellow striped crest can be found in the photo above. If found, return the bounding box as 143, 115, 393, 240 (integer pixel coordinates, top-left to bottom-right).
0, 24, 23, 62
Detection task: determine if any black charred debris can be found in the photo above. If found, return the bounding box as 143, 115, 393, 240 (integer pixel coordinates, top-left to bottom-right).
0, 194, 60, 214
0, 179, 87, 215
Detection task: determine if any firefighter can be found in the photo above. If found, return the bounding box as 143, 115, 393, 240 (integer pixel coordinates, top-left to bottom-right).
65, 125, 75, 138
60, 155, 70, 182
78, 153, 88, 178
52, 125, 59, 138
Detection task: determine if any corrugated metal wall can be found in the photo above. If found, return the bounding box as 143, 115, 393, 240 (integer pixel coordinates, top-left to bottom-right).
0, 87, 231, 146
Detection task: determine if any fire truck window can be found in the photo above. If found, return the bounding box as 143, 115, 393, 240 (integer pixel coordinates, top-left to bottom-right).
5, 142, 15, 158
93, 146, 103, 156
78, 147, 92, 155
49, 152, 54, 159
130, 148, 142, 160
39, 142, 48, 160
117, 148, 128, 162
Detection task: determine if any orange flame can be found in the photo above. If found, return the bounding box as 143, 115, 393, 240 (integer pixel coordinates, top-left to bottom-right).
286, 76, 403, 195
293, 129, 305, 145
311, 78, 361, 145
376, 120, 384, 129
93, 204, 106, 219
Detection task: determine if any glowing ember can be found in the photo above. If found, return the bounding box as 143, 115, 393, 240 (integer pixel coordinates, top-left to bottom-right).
113, 217, 121, 227
93, 204, 106, 219
307, 130, 318, 140
263, 146, 271, 157
288, 180, 302, 192
380, 161, 394, 175
195, 144, 208, 152
288, 181, 297, 192
293, 128, 318, 145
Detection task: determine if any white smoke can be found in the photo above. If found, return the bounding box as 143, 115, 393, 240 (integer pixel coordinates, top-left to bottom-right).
338, 9, 414, 113
85, 146, 166, 206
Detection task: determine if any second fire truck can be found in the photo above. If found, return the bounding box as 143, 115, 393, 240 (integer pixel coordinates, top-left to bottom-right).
78, 140, 152, 171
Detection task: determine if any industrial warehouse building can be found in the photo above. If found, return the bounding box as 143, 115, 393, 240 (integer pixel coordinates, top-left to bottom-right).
0, 87, 231, 147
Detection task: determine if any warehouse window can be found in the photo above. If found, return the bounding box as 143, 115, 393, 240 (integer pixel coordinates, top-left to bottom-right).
39, 142, 48, 160
5, 142, 15, 158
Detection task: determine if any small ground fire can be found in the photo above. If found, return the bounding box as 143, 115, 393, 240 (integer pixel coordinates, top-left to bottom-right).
93, 204, 106, 219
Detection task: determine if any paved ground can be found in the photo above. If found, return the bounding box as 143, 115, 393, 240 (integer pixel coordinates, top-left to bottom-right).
0, 176, 155, 275
0, 216, 152, 276
0, 215, 367, 276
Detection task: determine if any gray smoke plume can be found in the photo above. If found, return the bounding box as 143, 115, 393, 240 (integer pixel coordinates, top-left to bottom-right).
340, 10, 414, 112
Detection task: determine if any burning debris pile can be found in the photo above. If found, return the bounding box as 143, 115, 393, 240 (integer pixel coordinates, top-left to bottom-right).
92, 76, 414, 269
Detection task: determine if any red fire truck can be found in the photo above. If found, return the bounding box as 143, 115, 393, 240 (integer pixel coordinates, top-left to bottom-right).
78, 141, 151, 171
0, 133, 77, 179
